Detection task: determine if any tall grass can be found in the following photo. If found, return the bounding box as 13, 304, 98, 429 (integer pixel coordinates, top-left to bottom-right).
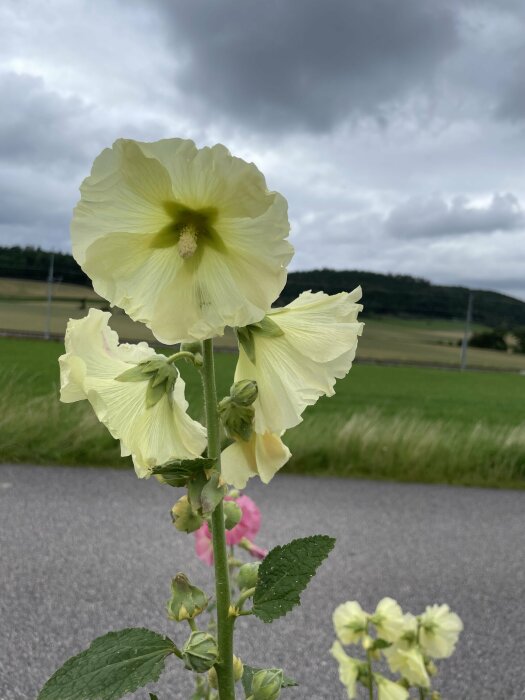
286, 410, 525, 488
1, 382, 524, 488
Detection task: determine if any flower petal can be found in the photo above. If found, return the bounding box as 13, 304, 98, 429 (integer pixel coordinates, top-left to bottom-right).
221, 431, 291, 488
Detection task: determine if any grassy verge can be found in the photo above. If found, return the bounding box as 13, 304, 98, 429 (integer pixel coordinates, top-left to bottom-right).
1, 337, 524, 488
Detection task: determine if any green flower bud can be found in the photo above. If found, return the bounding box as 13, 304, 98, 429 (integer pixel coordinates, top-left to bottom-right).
182, 631, 219, 673
230, 379, 258, 406
208, 655, 243, 688
218, 397, 255, 441
167, 573, 208, 622
223, 500, 243, 530
430, 692, 441, 700
180, 341, 203, 366
248, 668, 283, 700
237, 562, 260, 591
171, 495, 204, 533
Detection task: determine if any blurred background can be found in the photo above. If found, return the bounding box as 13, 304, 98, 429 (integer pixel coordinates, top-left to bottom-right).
0, 0, 524, 488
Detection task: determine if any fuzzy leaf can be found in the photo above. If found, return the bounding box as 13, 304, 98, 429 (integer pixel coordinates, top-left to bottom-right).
38, 628, 176, 700
241, 665, 298, 695
252, 535, 335, 623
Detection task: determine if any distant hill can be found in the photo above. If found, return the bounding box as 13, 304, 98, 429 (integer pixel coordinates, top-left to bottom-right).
1, 246, 524, 328
280, 269, 525, 328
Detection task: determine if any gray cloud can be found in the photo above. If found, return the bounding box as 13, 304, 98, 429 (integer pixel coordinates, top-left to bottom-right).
154, 0, 458, 132
385, 193, 524, 239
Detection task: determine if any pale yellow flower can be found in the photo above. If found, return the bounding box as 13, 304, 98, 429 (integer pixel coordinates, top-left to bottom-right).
235, 289, 363, 433
330, 641, 360, 699
371, 597, 406, 643
419, 604, 463, 659
221, 430, 290, 489
71, 138, 293, 343
383, 644, 429, 688
59, 308, 207, 477
375, 674, 409, 700
333, 601, 368, 645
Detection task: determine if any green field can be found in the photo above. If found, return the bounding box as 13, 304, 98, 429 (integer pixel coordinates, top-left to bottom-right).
1, 336, 524, 488
3, 276, 525, 370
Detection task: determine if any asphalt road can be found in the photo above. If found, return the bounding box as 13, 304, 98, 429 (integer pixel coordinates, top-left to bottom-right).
1, 464, 523, 700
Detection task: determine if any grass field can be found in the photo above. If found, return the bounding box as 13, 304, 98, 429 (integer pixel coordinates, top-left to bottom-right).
3, 276, 525, 370
1, 336, 524, 488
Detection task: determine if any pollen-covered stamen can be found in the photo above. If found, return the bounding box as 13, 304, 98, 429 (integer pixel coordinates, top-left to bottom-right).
177, 225, 198, 259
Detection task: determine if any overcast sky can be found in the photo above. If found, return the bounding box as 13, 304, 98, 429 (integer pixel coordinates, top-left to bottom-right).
1, 0, 524, 299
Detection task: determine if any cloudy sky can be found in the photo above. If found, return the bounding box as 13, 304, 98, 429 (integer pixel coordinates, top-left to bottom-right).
1, 0, 524, 299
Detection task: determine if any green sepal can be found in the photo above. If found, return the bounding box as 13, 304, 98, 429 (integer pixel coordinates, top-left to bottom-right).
188, 471, 209, 512
146, 378, 168, 408
114, 365, 150, 382
252, 535, 336, 623
371, 638, 392, 651
167, 573, 208, 621
250, 316, 284, 338
37, 628, 177, 700
152, 457, 215, 488
200, 471, 226, 516
235, 327, 256, 364
149, 694, 159, 700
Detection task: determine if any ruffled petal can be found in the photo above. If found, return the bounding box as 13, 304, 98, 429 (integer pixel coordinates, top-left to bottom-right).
58, 309, 207, 477
71, 138, 293, 343
221, 431, 291, 488
235, 289, 363, 433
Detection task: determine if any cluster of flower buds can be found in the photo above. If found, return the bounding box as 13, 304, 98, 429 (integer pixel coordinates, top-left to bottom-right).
331, 597, 463, 699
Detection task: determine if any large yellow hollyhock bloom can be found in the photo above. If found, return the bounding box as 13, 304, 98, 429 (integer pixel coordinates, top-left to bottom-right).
235, 289, 363, 433
221, 430, 290, 489
59, 308, 207, 477
71, 138, 293, 343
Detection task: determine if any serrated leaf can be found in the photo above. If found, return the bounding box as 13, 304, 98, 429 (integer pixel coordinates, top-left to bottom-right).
200, 471, 226, 515
252, 535, 335, 623
38, 628, 177, 700
241, 665, 298, 695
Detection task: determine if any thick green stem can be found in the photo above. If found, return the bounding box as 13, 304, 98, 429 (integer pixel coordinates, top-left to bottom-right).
201, 339, 235, 700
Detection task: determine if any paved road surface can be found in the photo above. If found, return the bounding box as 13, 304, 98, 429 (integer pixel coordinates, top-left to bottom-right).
1, 464, 523, 699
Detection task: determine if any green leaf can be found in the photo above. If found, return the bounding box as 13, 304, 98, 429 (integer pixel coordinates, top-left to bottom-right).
200, 471, 226, 515
149, 695, 159, 700
241, 665, 298, 695
252, 535, 336, 623
152, 457, 214, 488
187, 471, 208, 511
38, 628, 177, 700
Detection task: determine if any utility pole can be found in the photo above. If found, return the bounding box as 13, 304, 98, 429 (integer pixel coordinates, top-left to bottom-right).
460, 291, 474, 370
44, 252, 55, 340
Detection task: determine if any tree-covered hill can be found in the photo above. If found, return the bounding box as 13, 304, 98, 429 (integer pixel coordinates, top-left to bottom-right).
1, 246, 524, 328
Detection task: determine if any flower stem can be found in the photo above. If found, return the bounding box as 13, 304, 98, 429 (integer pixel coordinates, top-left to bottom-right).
201, 338, 235, 700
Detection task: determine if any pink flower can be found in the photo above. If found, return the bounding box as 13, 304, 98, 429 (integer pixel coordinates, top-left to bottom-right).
226, 495, 261, 545
240, 539, 268, 560
193, 494, 263, 566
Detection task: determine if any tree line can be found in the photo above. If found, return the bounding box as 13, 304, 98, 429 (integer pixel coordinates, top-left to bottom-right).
1, 246, 525, 329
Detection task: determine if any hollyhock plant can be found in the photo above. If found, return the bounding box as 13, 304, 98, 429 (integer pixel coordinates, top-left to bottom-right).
71, 138, 293, 344
40, 134, 460, 700
331, 597, 462, 699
